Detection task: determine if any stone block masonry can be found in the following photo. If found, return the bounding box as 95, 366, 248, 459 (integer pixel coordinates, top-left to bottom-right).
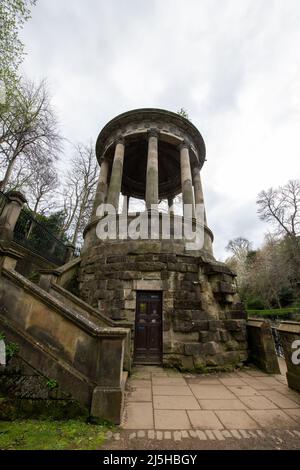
79, 244, 248, 370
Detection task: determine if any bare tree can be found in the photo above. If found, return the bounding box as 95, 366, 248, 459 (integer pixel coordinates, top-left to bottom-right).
257, 179, 300, 288
0, 79, 62, 190
247, 236, 290, 308
25, 160, 59, 216
60, 143, 99, 246
225, 237, 252, 296
226, 237, 252, 259
257, 180, 300, 237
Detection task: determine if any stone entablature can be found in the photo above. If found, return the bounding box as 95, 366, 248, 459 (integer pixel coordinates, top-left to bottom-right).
96, 108, 206, 169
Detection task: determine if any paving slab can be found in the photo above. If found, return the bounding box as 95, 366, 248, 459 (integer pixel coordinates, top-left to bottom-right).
260, 390, 300, 409
241, 378, 275, 391
122, 402, 154, 429
152, 377, 186, 386
285, 409, 300, 422
228, 385, 260, 396
129, 379, 152, 388
259, 376, 285, 387
216, 410, 259, 429
153, 395, 200, 410
247, 409, 298, 429
245, 370, 269, 377
127, 388, 152, 402
185, 376, 221, 385
154, 410, 191, 429
239, 395, 278, 410
190, 384, 236, 399
187, 410, 224, 429
153, 385, 192, 396
219, 378, 247, 386
198, 399, 248, 410
272, 385, 300, 403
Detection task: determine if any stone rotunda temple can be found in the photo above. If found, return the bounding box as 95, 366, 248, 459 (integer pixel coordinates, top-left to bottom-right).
79, 108, 248, 369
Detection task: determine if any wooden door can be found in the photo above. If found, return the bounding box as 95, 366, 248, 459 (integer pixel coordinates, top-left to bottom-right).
134, 291, 162, 364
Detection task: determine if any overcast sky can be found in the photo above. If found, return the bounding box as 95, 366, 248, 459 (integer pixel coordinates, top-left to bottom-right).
20, 0, 300, 260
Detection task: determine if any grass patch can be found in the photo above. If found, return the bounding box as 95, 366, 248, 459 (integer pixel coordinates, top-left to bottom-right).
0, 419, 114, 450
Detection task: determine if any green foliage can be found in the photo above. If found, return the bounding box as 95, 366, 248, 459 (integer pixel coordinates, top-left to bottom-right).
246, 297, 265, 310
0, 0, 37, 94
177, 108, 189, 120
247, 307, 300, 320
28, 210, 67, 239
46, 379, 58, 390
279, 286, 295, 307
0, 332, 19, 360
0, 419, 113, 450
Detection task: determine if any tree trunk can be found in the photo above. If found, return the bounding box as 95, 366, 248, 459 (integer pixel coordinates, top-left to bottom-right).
1, 158, 16, 191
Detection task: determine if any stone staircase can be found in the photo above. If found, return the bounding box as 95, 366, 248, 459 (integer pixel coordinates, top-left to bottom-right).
0, 245, 131, 423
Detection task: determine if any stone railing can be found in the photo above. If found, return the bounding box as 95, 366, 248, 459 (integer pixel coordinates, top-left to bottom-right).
0, 190, 73, 268
246, 318, 280, 374
0, 247, 130, 423
278, 322, 300, 393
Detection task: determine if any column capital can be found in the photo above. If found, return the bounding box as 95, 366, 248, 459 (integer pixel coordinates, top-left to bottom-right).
179, 139, 190, 151
115, 135, 125, 145
191, 164, 201, 175
147, 128, 159, 139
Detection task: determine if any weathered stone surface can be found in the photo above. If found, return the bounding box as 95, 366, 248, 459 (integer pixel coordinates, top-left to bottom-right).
184, 343, 204, 356
247, 319, 280, 374
278, 322, 300, 391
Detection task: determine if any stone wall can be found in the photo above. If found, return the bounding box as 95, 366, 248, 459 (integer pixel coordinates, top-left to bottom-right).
79, 244, 248, 370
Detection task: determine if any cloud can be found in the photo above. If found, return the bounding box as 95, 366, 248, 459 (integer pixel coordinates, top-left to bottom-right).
20, 0, 300, 259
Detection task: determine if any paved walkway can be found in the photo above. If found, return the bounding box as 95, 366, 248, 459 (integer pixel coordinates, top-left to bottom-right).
103, 360, 300, 449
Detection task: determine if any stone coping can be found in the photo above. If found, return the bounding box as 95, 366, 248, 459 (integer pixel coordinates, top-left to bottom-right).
84, 212, 214, 243
2, 267, 129, 339
278, 321, 300, 334
51, 282, 132, 329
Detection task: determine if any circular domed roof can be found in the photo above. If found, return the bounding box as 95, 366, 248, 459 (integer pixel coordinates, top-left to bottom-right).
95, 108, 206, 200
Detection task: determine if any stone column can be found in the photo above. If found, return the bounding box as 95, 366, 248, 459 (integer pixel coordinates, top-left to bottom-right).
168, 197, 174, 215
180, 141, 194, 217
122, 195, 129, 214
145, 129, 159, 211
0, 191, 27, 243
106, 137, 125, 211
192, 166, 207, 224
92, 159, 109, 217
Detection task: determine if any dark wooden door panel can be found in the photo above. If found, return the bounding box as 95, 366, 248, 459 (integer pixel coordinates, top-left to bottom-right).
134, 291, 162, 364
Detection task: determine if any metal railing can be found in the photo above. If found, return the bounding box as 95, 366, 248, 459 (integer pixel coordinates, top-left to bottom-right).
0, 191, 8, 217
271, 326, 284, 358
13, 208, 68, 265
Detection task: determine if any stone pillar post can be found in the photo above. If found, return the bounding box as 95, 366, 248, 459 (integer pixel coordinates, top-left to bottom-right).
64, 242, 76, 263
145, 129, 159, 211
0, 191, 27, 243
92, 159, 109, 217
106, 137, 125, 211
180, 141, 194, 218
192, 166, 207, 224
